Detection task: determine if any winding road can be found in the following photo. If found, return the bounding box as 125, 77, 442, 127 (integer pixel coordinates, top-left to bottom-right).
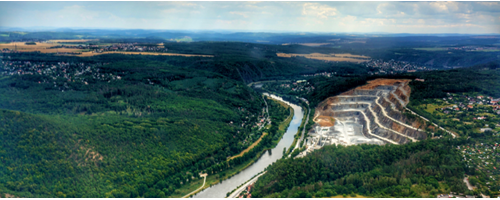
330, 97, 417, 142
182, 175, 206, 198
404, 107, 457, 138
335, 109, 399, 144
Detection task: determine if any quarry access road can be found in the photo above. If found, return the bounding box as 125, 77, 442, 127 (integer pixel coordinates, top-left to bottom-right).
330, 100, 417, 142
374, 97, 419, 131
336, 109, 399, 145
404, 108, 458, 138
336, 94, 457, 139
390, 90, 407, 106
367, 104, 417, 142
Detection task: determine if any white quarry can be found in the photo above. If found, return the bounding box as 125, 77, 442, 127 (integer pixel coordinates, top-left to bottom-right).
298, 79, 428, 158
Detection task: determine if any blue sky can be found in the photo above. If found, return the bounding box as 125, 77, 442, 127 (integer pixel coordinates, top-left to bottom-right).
1, 1, 499, 34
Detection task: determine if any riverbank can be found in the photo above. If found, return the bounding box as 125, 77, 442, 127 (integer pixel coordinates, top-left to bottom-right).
286, 105, 308, 155
170, 96, 294, 198
192, 94, 304, 198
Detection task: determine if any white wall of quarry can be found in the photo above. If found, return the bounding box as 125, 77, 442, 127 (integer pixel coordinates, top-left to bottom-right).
310, 84, 423, 146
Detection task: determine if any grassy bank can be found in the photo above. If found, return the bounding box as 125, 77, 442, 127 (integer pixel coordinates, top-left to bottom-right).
286, 105, 308, 155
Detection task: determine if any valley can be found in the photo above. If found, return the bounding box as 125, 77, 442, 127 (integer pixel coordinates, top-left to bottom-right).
0, 29, 499, 198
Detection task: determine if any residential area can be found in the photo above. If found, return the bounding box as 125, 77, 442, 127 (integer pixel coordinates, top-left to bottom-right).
0, 60, 120, 91
262, 80, 315, 96
415, 93, 500, 136
459, 141, 500, 197
366, 59, 430, 75
92, 43, 168, 53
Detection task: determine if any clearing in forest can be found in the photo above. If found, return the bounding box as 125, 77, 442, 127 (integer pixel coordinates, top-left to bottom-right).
276, 53, 370, 63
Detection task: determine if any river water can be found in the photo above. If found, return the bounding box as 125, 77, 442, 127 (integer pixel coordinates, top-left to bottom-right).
193, 93, 304, 198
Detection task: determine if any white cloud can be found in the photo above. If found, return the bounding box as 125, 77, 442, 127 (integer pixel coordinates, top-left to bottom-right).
477, 2, 499, 6
302, 3, 338, 19
341, 15, 357, 22
429, 2, 450, 13
0, 1, 499, 34
230, 11, 249, 18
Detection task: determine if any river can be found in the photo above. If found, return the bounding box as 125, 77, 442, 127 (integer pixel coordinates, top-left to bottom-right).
193, 93, 304, 198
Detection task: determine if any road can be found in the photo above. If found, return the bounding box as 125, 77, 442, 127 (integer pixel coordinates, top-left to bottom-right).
329, 100, 417, 142
227, 172, 267, 198
463, 176, 474, 190
374, 96, 418, 131
182, 175, 207, 198
336, 109, 399, 145
404, 107, 457, 138
337, 93, 458, 139
258, 95, 270, 130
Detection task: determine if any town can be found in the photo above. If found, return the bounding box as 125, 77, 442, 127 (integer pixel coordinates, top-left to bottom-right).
416, 93, 500, 136
459, 141, 500, 198
365, 59, 430, 75
0, 60, 119, 91
262, 80, 315, 96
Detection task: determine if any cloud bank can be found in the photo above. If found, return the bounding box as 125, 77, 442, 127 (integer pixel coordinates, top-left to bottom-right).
0, 1, 499, 34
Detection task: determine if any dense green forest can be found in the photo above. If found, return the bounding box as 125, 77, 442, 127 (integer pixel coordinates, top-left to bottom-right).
3, 48, 369, 84
409, 61, 500, 102
0, 50, 300, 197
251, 138, 473, 198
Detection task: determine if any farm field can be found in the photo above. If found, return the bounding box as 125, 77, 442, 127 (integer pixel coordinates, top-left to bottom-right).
414, 47, 448, 51
18, 48, 84, 53
283, 43, 332, 46
48, 39, 97, 43
0, 42, 84, 53
276, 53, 370, 63
75, 51, 214, 57
0, 42, 58, 49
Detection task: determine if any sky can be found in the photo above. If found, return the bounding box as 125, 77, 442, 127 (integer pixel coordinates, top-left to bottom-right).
1, 1, 499, 34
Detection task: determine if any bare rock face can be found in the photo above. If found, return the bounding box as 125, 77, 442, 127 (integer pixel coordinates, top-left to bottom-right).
311, 78, 427, 145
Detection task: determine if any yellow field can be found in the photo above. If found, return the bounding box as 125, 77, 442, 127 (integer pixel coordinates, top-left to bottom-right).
48, 39, 97, 43
277, 53, 370, 63
0, 41, 213, 57
19, 48, 83, 53
282, 43, 332, 46
0, 42, 84, 53
0, 42, 58, 50
75, 51, 214, 57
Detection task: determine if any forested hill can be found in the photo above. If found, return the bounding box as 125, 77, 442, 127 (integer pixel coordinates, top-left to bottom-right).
409, 61, 500, 102
0, 51, 276, 197
4, 47, 369, 84
251, 139, 470, 198
1, 43, 364, 197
